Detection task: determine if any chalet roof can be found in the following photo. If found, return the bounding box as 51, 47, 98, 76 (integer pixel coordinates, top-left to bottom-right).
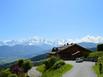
53, 43, 92, 52
58, 43, 74, 51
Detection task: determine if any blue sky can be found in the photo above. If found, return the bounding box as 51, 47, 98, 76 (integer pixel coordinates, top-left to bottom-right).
0, 0, 103, 40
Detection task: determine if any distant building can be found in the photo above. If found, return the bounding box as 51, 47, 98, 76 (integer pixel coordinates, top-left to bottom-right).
50, 43, 92, 60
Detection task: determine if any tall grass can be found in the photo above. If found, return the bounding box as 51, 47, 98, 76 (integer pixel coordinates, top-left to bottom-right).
93, 64, 103, 77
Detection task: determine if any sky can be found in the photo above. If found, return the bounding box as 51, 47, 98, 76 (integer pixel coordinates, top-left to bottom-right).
0, 0, 103, 41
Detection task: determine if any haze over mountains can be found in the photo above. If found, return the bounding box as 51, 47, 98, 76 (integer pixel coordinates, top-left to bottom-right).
0, 38, 97, 57
0, 36, 100, 64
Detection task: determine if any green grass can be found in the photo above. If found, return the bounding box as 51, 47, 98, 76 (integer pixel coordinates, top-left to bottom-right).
37, 64, 73, 77
36, 64, 45, 73
93, 64, 103, 77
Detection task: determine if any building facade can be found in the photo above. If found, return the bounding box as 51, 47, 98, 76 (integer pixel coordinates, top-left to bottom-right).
51, 43, 91, 60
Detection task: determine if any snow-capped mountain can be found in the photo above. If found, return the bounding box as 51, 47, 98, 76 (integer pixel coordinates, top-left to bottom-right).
0, 37, 99, 49
0, 35, 103, 46
0, 36, 101, 64
0, 36, 101, 51
0, 38, 67, 46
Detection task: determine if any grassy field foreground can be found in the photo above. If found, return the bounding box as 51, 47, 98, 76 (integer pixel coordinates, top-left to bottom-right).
93, 64, 103, 77
37, 64, 73, 77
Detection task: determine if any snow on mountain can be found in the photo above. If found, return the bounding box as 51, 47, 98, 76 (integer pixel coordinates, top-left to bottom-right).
0, 35, 103, 47
0, 38, 65, 46
0, 36, 102, 64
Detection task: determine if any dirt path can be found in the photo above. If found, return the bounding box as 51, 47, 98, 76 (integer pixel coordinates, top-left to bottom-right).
28, 67, 42, 77
63, 61, 97, 77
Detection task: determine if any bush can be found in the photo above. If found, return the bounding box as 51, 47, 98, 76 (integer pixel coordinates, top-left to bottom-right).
95, 56, 103, 75
23, 60, 32, 73
8, 74, 18, 77
17, 59, 24, 67
97, 44, 103, 51
43, 56, 60, 70
98, 56, 103, 64
10, 59, 32, 76
51, 60, 65, 69
41, 64, 72, 77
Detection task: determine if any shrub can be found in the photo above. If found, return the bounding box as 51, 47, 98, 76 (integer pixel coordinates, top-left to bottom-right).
23, 60, 32, 73
43, 56, 60, 70
97, 44, 103, 51
95, 56, 103, 75
98, 56, 103, 64
51, 60, 65, 69
17, 59, 24, 67
41, 64, 72, 77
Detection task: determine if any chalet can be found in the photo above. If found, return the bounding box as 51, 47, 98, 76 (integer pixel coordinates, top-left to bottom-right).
50, 43, 92, 60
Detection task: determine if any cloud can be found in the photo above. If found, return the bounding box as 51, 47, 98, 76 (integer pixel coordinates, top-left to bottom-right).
53, 35, 103, 45
1, 35, 103, 46
77, 35, 103, 43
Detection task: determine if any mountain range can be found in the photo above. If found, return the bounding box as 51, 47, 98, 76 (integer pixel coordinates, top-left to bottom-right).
78, 42, 97, 51
0, 38, 98, 64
